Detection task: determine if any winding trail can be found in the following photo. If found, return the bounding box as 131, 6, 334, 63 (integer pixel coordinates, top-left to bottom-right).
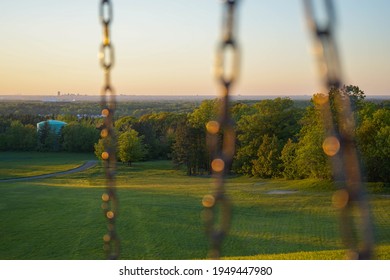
0, 160, 98, 183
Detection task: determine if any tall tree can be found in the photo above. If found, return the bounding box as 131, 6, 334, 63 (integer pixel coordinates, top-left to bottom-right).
172, 118, 209, 175
293, 85, 366, 180
117, 129, 147, 166
115, 116, 137, 133
251, 134, 282, 178
133, 112, 180, 160
280, 138, 300, 179
172, 100, 219, 175
61, 122, 100, 152
188, 99, 219, 129
294, 105, 331, 179
37, 121, 59, 152
357, 106, 390, 182
234, 98, 302, 176
5, 121, 37, 151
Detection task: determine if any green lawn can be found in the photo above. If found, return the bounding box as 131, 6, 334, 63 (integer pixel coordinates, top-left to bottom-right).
0, 152, 96, 179
0, 153, 389, 260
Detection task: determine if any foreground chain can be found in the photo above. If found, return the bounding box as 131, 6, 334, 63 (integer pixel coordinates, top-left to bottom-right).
203, 0, 240, 259
99, 0, 120, 260
303, 0, 374, 259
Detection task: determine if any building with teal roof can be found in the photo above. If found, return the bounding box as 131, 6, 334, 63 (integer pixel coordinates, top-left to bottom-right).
36, 120, 67, 134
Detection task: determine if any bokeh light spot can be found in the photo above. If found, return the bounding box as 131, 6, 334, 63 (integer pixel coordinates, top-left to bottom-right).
101, 128, 109, 138
106, 211, 114, 219
202, 195, 216, 208
211, 158, 225, 172
102, 193, 109, 202
206, 121, 220, 135
332, 189, 349, 209
103, 234, 111, 242
102, 108, 110, 117
323, 136, 340, 156
102, 152, 109, 160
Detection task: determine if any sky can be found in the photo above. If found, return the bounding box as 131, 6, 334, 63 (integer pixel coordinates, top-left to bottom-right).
0, 0, 389, 97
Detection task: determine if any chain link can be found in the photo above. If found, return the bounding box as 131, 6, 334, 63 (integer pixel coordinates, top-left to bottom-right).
99, 0, 119, 260
303, 0, 341, 89
215, 0, 240, 89
303, 0, 374, 259
203, 0, 240, 260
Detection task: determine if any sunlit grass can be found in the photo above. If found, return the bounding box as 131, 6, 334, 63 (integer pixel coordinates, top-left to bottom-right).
0, 153, 389, 259
0, 152, 95, 179
224, 245, 390, 260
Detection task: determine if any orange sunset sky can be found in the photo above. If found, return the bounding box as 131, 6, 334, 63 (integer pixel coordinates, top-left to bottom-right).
0, 0, 389, 97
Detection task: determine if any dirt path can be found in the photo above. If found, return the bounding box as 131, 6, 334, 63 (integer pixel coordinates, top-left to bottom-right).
0, 160, 98, 183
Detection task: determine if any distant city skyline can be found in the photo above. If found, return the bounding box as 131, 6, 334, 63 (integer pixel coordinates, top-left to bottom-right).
1, 0, 389, 96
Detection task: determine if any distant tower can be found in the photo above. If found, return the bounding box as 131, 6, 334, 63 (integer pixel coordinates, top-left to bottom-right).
57, 91, 61, 96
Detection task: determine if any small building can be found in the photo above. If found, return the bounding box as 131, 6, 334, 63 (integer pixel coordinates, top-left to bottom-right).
36, 120, 67, 134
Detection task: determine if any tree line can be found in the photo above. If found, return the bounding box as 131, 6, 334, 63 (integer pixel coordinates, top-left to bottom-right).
0, 100, 204, 118
0, 86, 388, 183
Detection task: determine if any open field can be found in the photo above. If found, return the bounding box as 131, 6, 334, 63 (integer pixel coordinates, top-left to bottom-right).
0, 152, 389, 260
0, 152, 96, 180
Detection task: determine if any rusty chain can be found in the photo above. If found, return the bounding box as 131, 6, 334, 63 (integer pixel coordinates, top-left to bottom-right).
99, 0, 120, 260
203, 0, 240, 260
303, 0, 374, 259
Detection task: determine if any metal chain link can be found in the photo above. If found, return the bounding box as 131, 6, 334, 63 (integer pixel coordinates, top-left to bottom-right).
203, 0, 240, 260
99, 0, 119, 260
303, 0, 374, 259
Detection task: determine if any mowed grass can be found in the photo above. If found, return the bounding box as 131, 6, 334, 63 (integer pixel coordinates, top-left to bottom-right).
0, 153, 389, 260
0, 152, 96, 179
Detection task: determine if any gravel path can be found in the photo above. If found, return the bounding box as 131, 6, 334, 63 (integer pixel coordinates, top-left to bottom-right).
0, 160, 98, 183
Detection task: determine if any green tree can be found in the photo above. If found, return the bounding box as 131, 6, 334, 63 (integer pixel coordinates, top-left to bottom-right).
94, 138, 107, 160
117, 129, 147, 166
327, 85, 366, 136
172, 118, 209, 175
357, 107, 390, 182
234, 98, 302, 176
330, 85, 366, 115
280, 138, 300, 179
187, 100, 220, 174
133, 112, 180, 160
231, 102, 256, 123
172, 120, 192, 174
132, 119, 158, 160
37, 121, 59, 152
115, 116, 137, 133
0, 117, 11, 134
293, 85, 366, 180
56, 114, 78, 123
172, 100, 219, 175
294, 105, 331, 179
5, 121, 37, 151
61, 122, 100, 152
188, 99, 219, 129
251, 134, 282, 178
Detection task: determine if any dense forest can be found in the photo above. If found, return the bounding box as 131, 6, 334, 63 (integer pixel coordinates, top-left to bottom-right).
0, 87, 389, 183
0, 100, 209, 118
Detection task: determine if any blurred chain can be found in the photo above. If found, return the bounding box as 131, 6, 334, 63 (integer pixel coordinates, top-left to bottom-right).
203, 0, 239, 259
99, 0, 119, 260
303, 0, 374, 259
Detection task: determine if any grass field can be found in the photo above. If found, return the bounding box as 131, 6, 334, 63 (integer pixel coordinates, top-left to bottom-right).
0, 152, 96, 179
0, 152, 389, 260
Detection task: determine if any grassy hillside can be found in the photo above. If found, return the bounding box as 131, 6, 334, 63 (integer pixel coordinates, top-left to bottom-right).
0, 153, 389, 259
0, 152, 95, 179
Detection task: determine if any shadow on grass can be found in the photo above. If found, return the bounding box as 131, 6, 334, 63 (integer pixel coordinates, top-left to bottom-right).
1, 178, 389, 260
